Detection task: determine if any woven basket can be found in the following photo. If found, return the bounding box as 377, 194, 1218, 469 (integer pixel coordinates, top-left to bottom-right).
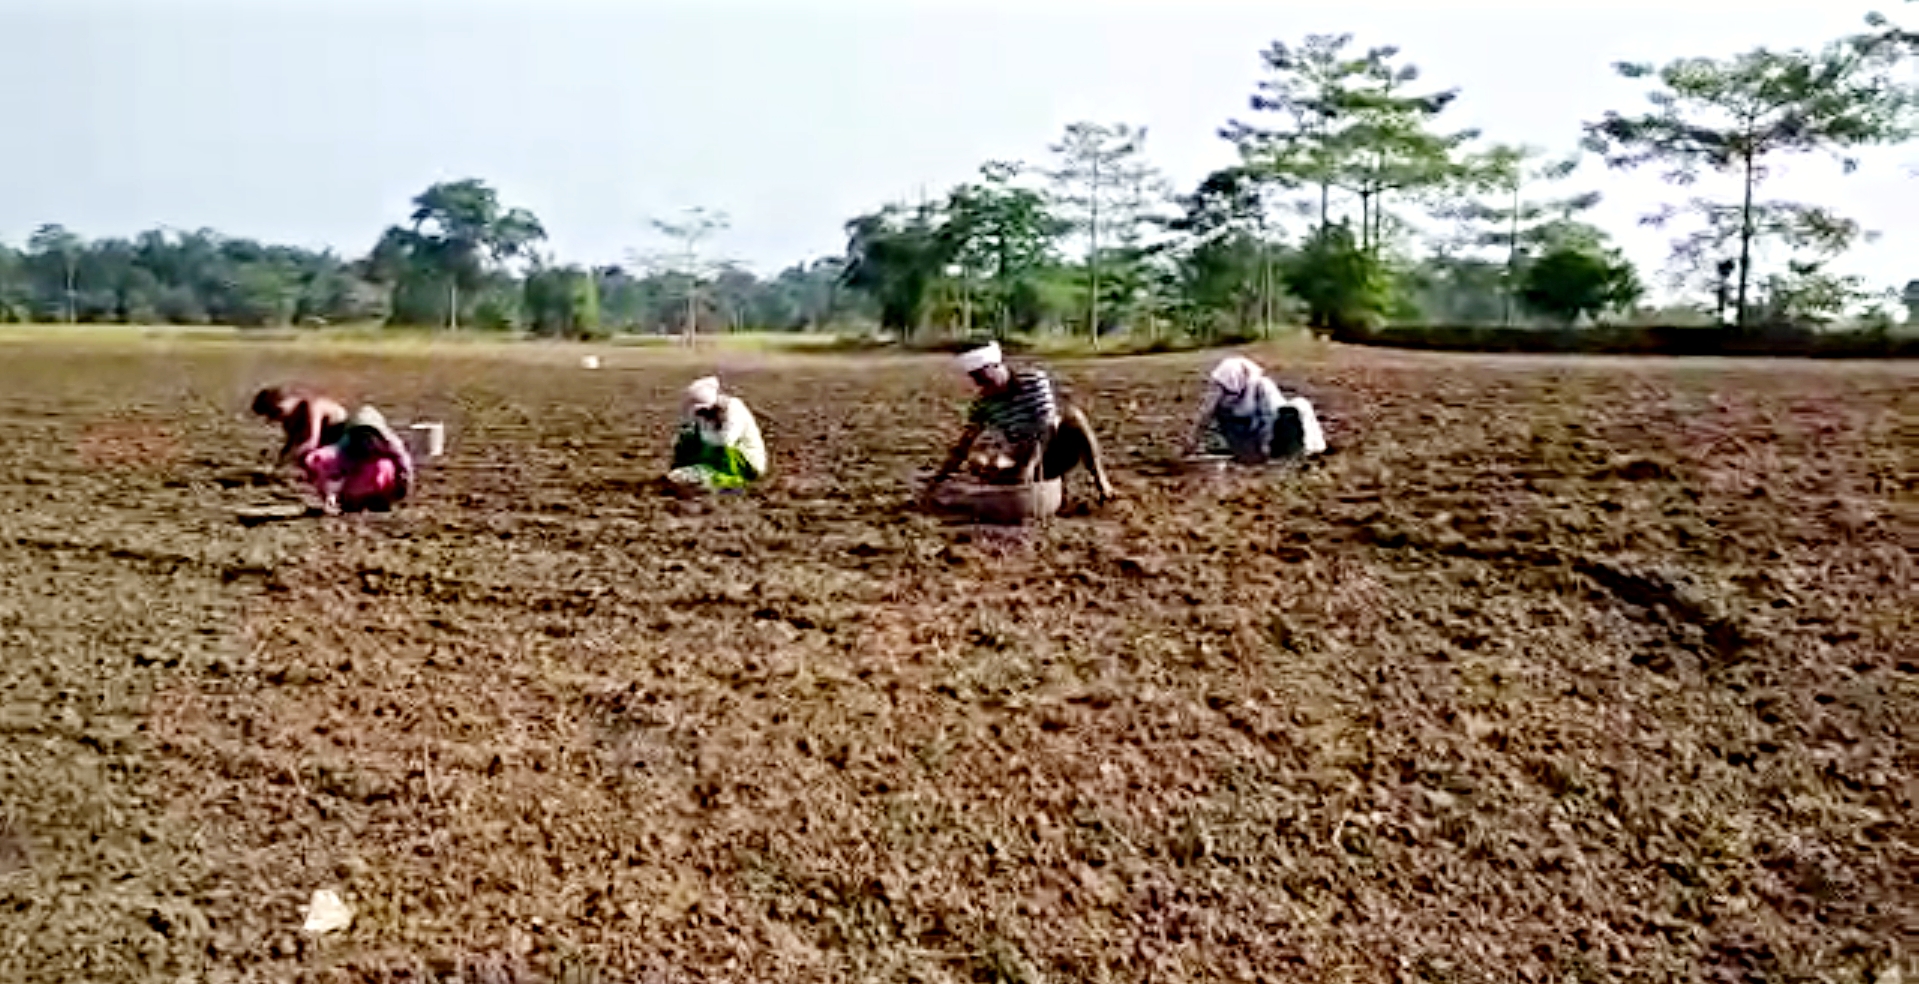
931, 478, 1063, 525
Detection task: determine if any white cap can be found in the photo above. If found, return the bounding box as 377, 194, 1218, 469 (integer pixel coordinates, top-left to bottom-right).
683, 376, 722, 409
954, 342, 1002, 374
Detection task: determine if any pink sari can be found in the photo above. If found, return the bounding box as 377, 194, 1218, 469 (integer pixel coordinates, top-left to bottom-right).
300, 408, 412, 512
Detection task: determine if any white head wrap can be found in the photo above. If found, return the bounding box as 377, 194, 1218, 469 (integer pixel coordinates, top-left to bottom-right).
1209, 356, 1266, 415
683, 376, 722, 410
954, 342, 1002, 374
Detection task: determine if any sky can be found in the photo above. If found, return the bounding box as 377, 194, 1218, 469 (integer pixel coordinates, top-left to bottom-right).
0, 0, 1913, 303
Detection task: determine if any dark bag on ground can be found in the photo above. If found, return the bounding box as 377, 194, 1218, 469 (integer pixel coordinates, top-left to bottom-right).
1270, 405, 1306, 459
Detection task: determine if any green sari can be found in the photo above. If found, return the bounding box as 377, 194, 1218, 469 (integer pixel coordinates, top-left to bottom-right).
669, 427, 761, 491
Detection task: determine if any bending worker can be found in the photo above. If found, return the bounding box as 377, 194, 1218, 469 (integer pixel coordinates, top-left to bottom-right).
300, 406, 414, 514
1184, 355, 1327, 463
927, 342, 1117, 502
253, 385, 348, 466
668, 375, 767, 491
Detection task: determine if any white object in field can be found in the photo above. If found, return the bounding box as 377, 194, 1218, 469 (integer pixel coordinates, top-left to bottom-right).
1180, 454, 1231, 474
301, 888, 353, 934
581, 355, 601, 369
407, 421, 446, 458
1289, 397, 1327, 454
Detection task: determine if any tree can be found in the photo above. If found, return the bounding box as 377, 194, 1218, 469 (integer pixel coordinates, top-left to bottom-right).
1046, 122, 1157, 338
224, 263, 301, 327
524, 263, 603, 338
0, 225, 385, 328
1164, 232, 1273, 340
0, 244, 26, 322
1225, 35, 1477, 255
1517, 245, 1642, 326
1282, 223, 1392, 335
772, 258, 855, 331
377, 179, 546, 329
1862, 1, 1919, 55
1165, 166, 1289, 333
28, 224, 83, 324
1584, 42, 1918, 329
1754, 260, 1874, 327
644, 207, 730, 343
940, 162, 1067, 338
1404, 252, 1508, 325
1649, 197, 1870, 324
295, 252, 388, 325
1333, 48, 1481, 253
1439, 145, 1604, 324
1223, 34, 1375, 231
840, 204, 953, 336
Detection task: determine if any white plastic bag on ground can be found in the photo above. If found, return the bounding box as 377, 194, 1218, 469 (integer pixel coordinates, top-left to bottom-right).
302, 888, 353, 934
1288, 396, 1328, 455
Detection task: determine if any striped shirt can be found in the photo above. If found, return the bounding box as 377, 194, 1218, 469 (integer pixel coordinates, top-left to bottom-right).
968, 367, 1059, 444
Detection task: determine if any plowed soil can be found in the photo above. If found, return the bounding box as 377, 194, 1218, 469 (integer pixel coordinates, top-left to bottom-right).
0, 339, 1911, 983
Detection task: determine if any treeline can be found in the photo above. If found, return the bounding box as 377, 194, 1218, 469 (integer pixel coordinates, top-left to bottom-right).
3, 8, 1916, 340
843, 10, 1919, 342
0, 214, 867, 336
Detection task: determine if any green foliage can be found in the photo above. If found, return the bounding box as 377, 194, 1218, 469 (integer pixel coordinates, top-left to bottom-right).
0, 226, 391, 327
1858, 1, 1919, 83
1586, 47, 1917, 179
1403, 255, 1508, 325
1282, 224, 1393, 334
372, 179, 547, 329
940, 163, 1067, 338
839, 205, 952, 335
465, 278, 526, 332
1585, 42, 1918, 327
1045, 123, 1169, 336
1754, 260, 1875, 327
10, 16, 1919, 346
1518, 246, 1643, 325
1652, 198, 1869, 316
1166, 167, 1265, 241
1434, 145, 1607, 324
524, 265, 603, 338
1160, 168, 1292, 337
1160, 233, 1269, 340
1333, 52, 1481, 250
1222, 34, 1376, 227
1225, 34, 1479, 251
640, 207, 731, 337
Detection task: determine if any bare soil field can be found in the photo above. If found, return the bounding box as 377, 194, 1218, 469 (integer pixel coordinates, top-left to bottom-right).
0, 339, 1911, 983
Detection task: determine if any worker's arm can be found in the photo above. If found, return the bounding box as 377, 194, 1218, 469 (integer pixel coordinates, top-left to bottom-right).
274, 403, 315, 465
1009, 433, 1045, 484
930, 423, 983, 484
1184, 389, 1221, 456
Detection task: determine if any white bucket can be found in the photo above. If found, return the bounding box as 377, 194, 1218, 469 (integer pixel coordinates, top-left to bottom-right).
407, 421, 446, 459
581, 355, 601, 370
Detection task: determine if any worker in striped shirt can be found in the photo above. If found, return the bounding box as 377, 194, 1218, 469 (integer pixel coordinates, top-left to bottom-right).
926, 342, 1118, 502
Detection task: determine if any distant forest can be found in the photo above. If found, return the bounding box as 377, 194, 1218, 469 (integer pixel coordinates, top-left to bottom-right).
3, 9, 1916, 340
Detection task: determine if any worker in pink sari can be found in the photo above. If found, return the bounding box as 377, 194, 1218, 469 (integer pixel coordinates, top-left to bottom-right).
300, 407, 414, 513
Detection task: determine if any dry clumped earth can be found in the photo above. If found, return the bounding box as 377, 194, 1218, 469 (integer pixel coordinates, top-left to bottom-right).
0, 340, 1911, 983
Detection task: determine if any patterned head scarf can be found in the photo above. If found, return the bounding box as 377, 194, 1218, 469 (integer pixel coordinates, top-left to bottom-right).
1209, 356, 1266, 416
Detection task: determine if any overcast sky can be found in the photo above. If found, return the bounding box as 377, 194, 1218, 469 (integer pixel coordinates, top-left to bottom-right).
0, 0, 1912, 300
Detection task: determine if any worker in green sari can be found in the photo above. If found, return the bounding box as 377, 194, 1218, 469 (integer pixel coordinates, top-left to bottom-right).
667, 376, 767, 492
